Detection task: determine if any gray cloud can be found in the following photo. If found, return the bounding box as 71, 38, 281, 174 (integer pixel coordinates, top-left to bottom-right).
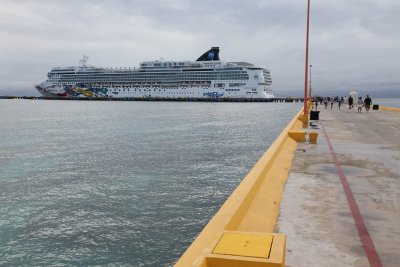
0, 0, 399, 96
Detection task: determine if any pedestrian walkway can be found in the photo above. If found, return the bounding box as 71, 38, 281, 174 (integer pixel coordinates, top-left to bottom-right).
277, 107, 400, 266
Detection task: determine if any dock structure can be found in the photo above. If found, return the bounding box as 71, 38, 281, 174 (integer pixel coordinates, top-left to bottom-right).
278, 106, 400, 267
176, 105, 399, 267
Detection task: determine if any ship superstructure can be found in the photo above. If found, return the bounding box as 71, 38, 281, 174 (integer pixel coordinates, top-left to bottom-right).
35, 47, 273, 99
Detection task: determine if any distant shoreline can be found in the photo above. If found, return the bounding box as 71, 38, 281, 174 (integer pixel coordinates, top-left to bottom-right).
0, 95, 304, 103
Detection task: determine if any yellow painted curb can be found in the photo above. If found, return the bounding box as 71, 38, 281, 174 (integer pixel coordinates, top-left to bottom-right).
380, 106, 400, 112
175, 108, 304, 267
288, 131, 306, 142
297, 113, 309, 123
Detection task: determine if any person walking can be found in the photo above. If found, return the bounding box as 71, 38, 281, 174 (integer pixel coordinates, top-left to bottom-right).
324, 97, 328, 109
357, 97, 363, 113
338, 97, 342, 109
330, 96, 334, 109
364, 95, 372, 113
348, 95, 353, 109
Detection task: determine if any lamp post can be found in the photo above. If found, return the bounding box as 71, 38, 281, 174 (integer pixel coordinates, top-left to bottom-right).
303, 0, 311, 119
309, 64, 312, 99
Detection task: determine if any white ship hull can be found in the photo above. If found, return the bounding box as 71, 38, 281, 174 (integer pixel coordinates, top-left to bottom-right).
35, 82, 273, 99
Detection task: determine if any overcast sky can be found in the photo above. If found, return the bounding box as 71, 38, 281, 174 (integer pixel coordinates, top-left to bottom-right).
1, 0, 399, 97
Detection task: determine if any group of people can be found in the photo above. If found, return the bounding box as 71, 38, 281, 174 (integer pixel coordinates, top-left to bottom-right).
348, 95, 372, 113
312, 95, 373, 113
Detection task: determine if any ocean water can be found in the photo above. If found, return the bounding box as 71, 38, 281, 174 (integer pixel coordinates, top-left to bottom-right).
374, 98, 400, 108
0, 100, 301, 266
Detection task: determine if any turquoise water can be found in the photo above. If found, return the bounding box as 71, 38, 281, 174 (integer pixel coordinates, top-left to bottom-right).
0, 100, 301, 266
374, 98, 400, 108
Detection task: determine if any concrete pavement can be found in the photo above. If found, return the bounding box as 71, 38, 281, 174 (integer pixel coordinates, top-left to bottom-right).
277, 106, 400, 267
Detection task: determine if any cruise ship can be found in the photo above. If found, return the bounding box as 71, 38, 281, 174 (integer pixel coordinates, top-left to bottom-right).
35, 47, 274, 99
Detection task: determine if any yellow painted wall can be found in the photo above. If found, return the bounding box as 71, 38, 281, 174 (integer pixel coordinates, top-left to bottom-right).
380, 106, 400, 112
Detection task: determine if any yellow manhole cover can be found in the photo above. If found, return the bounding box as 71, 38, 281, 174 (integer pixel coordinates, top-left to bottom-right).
212, 233, 273, 258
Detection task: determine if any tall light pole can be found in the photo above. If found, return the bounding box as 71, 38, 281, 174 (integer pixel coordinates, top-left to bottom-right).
309, 64, 312, 99
303, 0, 311, 119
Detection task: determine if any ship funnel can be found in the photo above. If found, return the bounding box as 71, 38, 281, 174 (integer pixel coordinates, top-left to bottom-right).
196, 47, 220, 61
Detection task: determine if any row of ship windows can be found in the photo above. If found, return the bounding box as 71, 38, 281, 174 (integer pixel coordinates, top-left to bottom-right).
144, 62, 187, 67
51, 75, 249, 80
97, 88, 244, 92
56, 78, 248, 83
111, 91, 243, 95
111, 88, 217, 91
51, 74, 249, 78
52, 70, 248, 75
55, 77, 250, 81
110, 88, 244, 94
57, 80, 247, 85
62, 83, 247, 88
50, 70, 247, 74
49, 74, 249, 80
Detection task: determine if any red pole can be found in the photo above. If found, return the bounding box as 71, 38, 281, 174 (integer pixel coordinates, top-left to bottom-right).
304, 0, 310, 117
309, 64, 312, 99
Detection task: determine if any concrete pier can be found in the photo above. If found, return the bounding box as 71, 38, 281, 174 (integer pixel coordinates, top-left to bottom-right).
278, 106, 400, 267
